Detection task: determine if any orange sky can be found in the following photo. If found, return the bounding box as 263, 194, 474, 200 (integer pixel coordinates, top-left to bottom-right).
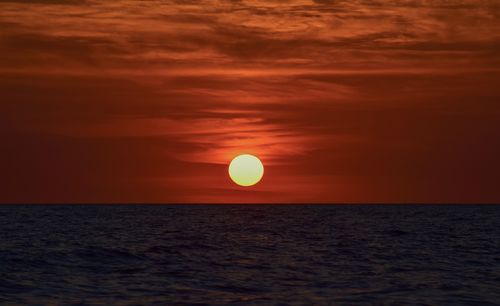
1, 0, 499, 203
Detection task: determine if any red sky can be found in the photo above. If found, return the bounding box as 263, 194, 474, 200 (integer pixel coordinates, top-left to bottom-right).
1, 0, 499, 203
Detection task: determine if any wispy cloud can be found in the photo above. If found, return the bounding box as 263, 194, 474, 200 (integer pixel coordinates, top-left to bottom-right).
1, 0, 499, 202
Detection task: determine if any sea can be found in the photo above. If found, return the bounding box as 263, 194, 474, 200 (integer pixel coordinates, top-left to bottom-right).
0, 205, 499, 306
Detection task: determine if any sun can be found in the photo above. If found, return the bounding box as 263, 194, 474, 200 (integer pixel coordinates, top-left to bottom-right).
228, 154, 264, 187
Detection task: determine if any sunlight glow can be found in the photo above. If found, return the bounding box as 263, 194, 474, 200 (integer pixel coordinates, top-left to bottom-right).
228, 154, 264, 187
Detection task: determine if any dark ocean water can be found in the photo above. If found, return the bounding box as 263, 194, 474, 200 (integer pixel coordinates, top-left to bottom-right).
0, 205, 499, 306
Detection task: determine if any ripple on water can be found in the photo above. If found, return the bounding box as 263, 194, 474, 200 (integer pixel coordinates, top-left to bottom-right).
0, 205, 499, 305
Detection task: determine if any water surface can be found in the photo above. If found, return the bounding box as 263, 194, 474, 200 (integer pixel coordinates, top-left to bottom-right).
0, 205, 499, 305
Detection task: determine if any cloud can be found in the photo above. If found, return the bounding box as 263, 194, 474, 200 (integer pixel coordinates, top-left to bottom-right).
1, 0, 499, 202
0, 0, 87, 4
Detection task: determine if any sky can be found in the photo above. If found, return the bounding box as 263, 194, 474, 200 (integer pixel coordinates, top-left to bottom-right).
1, 0, 499, 203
